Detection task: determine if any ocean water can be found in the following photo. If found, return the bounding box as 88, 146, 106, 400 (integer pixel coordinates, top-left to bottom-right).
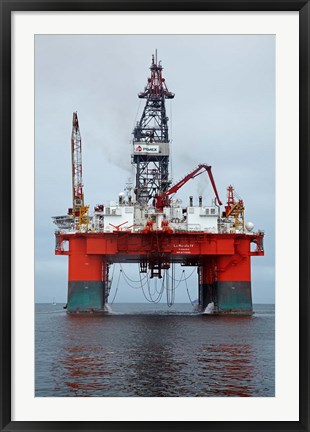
35, 303, 275, 397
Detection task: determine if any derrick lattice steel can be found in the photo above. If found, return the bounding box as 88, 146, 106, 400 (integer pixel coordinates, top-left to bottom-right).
132, 52, 174, 205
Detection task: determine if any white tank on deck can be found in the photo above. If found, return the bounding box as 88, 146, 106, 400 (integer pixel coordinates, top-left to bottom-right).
245, 222, 254, 232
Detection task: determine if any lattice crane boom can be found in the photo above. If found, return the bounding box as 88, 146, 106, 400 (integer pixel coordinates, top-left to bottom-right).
71, 112, 84, 214
70, 112, 89, 231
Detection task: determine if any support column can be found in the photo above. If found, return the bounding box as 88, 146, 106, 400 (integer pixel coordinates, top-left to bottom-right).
198, 258, 216, 311
216, 239, 253, 314
67, 237, 106, 314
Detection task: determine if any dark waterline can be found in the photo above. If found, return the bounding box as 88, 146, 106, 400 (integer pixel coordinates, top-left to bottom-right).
35, 303, 275, 397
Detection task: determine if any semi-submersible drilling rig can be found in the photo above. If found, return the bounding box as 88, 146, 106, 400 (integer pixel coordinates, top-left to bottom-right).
53, 53, 264, 315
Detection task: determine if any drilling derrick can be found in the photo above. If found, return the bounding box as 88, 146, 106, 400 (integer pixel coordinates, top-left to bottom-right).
132, 51, 174, 205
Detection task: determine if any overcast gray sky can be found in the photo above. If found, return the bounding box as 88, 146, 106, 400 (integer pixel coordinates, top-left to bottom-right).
35, 34, 275, 304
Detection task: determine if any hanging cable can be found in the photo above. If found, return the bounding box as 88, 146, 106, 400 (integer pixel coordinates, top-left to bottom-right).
110, 268, 122, 304
166, 267, 196, 282
111, 262, 196, 307
165, 267, 197, 306
118, 264, 165, 303
146, 269, 157, 298
153, 277, 163, 297
143, 269, 165, 303
139, 270, 154, 303
166, 264, 176, 307
121, 269, 149, 290
120, 264, 149, 285
150, 273, 166, 303
106, 263, 116, 298
184, 272, 196, 306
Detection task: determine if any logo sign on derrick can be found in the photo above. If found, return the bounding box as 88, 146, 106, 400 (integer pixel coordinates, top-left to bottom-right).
134, 144, 159, 154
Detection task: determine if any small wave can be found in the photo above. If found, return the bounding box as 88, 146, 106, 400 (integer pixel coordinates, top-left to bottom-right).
104, 303, 124, 315
203, 302, 215, 314
253, 313, 274, 317
36, 309, 66, 314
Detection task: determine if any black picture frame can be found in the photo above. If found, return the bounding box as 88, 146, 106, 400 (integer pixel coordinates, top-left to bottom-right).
1, 1, 309, 431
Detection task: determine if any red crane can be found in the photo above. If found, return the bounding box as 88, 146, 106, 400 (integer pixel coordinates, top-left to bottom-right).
155, 164, 222, 211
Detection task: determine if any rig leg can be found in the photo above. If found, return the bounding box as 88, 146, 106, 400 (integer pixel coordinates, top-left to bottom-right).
216, 244, 253, 315
198, 258, 216, 311
67, 238, 106, 314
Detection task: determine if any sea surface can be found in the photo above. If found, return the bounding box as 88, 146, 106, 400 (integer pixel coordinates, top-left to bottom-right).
35, 303, 275, 397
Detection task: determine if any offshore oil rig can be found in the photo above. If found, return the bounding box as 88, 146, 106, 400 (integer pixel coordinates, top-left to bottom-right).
53, 52, 264, 315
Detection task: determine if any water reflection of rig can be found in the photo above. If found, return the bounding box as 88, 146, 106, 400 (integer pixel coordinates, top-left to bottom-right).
53, 52, 264, 315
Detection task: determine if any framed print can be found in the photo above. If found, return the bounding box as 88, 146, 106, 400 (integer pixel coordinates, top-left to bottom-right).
1, 1, 309, 431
